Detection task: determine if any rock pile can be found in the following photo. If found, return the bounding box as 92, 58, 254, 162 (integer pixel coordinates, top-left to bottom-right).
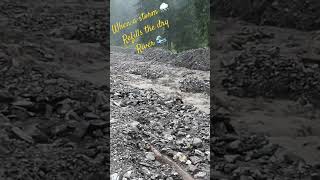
1, 0, 107, 44
0, 61, 110, 179
142, 48, 210, 71
142, 48, 175, 62
110, 83, 210, 179
222, 46, 320, 106
179, 77, 210, 94
211, 132, 318, 179
173, 48, 210, 71
0, 0, 110, 179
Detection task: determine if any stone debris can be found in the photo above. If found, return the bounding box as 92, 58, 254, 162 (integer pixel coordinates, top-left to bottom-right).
0, 0, 109, 179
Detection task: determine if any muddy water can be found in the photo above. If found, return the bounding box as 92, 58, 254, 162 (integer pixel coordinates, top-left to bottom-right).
128, 75, 210, 114
111, 51, 210, 114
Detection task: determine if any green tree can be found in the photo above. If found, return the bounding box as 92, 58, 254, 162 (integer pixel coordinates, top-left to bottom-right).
133, 0, 209, 52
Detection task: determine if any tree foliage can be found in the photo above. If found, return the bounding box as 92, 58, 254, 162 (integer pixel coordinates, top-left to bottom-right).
111, 0, 209, 52
136, 0, 209, 52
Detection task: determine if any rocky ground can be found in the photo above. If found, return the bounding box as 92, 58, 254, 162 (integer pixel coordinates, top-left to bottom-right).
110, 47, 210, 179
0, 0, 110, 179
212, 15, 320, 180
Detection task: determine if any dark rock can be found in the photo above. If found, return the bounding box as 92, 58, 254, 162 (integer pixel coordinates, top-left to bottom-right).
84, 112, 100, 120
24, 124, 49, 143
52, 124, 70, 137
72, 121, 90, 140
224, 154, 241, 163
227, 140, 241, 152
0, 113, 10, 125
311, 173, 320, 180
0, 89, 15, 103
10, 126, 34, 144
89, 120, 108, 129
11, 99, 34, 108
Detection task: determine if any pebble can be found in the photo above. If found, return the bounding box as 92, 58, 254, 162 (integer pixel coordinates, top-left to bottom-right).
194, 172, 206, 178
146, 152, 155, 161
189, 156, 202, 164
195, 149, 205, 156
188, 164, 197, 172
173, 152, 188, 163
228, 140, 241, 151
192, 137, 202, 147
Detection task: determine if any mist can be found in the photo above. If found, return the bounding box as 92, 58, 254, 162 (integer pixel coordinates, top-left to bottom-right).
110, 0, 139, 24
110, 0, 209, 51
